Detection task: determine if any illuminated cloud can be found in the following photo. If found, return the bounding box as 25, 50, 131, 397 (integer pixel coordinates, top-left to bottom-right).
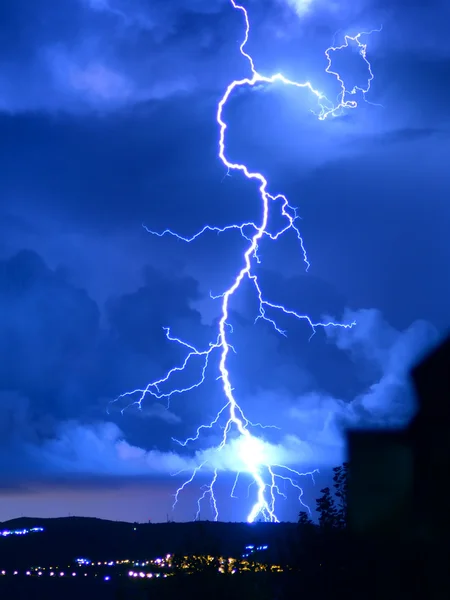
64, 61, 133, 102
281, 0, 315, 17
39, 421, 196, 477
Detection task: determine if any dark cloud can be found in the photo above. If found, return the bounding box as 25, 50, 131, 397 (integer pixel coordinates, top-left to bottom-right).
0, 0, 238, 112
0, 250, 99, 415
0, 251, 211, 486
106, 264, 204, 355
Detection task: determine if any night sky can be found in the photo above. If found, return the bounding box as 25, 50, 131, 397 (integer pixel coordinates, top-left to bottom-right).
0, 0, 448, 523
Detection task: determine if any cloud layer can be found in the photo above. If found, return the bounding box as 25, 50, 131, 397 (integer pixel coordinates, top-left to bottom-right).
1, 0, 449, 112
0, 251, 438, 507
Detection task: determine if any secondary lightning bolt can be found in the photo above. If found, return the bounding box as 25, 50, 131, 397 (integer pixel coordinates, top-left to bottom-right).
117, 1, 380, 522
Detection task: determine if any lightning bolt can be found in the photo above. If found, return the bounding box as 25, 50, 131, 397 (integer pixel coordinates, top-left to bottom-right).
116, 1, 380, 522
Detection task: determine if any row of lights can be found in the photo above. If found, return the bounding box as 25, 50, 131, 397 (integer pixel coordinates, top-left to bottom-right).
1, 569, 171, 582
2, 566, 282, 579
1, 527, 44, 538
1, 544, 280, 580
1, 570, 112, 582
128, 571, 169, 579
0, 555, 174, 581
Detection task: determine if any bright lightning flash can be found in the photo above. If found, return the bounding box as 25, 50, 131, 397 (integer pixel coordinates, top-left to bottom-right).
117, 1, 380, 522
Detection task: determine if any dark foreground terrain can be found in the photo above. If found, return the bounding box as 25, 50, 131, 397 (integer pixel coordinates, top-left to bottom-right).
0, 516, 295, 570
0, 516, 439, 599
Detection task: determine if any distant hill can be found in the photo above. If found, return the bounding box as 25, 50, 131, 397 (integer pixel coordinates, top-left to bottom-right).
0, 517, 297, 570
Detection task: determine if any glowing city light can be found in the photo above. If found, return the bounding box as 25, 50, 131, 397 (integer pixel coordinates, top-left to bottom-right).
0, 526, 44, 537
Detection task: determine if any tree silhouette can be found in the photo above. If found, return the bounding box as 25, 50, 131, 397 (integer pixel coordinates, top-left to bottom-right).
316, 487, 339, 529
298, 511, 314, 528
332, 462, 349, 528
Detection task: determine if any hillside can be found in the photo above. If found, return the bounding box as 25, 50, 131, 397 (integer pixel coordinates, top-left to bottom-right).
0, 517, 297, 570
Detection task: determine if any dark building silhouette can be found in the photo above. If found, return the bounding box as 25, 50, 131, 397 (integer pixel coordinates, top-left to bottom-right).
348, 333, 450, 598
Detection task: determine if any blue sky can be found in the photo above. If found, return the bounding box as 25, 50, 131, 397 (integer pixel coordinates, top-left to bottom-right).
0, 0, 448, 523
